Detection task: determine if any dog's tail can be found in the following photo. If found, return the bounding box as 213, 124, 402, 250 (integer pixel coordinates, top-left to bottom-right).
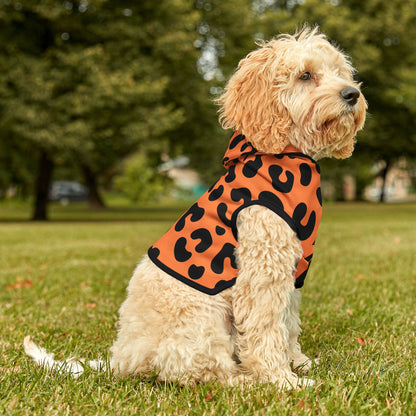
23, 336, 106, 378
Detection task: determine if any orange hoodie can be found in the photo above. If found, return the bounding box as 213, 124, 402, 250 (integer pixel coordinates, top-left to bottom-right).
148, 133, 322, 295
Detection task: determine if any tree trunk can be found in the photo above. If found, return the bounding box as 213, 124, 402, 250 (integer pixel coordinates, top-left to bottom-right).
379, 160, 390, 203
32, 150, 54, 221
81, 164, 106, 209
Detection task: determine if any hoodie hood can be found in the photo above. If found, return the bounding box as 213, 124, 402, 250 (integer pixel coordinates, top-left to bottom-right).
222, 133, 257, 169
222, 133, 304, 169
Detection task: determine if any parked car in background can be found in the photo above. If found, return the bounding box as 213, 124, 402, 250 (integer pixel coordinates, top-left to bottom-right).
49, 181, 89, 205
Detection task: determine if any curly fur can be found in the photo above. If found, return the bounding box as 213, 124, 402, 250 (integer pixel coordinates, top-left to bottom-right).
24, 27, 366, 389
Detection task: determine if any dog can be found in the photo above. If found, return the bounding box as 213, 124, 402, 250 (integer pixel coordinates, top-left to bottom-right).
24, 27, 366, 388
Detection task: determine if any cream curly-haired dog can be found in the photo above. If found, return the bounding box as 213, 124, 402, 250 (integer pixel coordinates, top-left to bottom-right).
25, 27, 366, 388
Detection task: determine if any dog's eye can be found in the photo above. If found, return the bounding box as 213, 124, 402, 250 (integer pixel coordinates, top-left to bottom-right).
299, 72, 312, 81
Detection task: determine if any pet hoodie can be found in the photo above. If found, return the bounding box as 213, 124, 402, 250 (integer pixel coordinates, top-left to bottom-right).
148, 133, 322, 295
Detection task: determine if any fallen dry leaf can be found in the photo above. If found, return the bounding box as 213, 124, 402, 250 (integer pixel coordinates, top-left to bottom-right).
354, 274, 364, 281
6, 280, 33, 290
6, 283, 18, 290
355, 337, 366, 346
85, 303, 97, 309
346, 308, 353, 316
204, 390, 213, 402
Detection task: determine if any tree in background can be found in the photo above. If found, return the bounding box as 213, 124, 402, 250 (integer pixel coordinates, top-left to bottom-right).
162, 0, 255, 184
0, 0, 256, 218
0, 0, 195, 219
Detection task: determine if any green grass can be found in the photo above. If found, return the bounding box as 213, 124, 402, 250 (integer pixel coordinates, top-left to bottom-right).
0, 202, 415, 415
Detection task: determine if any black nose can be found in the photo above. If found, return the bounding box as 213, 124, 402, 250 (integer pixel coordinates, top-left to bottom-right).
340, 87, 360, 106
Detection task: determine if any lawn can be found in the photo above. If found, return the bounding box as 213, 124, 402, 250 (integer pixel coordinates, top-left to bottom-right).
0, 202, 415, 415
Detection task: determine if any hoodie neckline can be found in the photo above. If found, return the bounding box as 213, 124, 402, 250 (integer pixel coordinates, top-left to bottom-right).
281, 145, 301, 153
223, 134, 318, 168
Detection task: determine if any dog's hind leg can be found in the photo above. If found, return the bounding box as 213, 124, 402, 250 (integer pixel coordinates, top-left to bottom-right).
110, 259, 170, 377
232, 205, 314, 388
151, 294, 241, 385
110, 258, 240, 384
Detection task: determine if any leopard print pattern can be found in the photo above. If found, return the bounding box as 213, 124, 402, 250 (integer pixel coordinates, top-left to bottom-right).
149, 133, 322, 295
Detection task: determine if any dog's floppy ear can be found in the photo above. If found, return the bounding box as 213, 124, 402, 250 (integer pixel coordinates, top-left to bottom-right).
217, 45, 291, 154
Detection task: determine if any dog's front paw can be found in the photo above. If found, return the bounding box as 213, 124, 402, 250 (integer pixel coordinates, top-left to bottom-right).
293, 355, 319, 373
280, 374, 315, 390
298, 377, 315, 388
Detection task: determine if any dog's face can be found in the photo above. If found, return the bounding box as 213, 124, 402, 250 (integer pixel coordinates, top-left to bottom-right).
218, 28, 367, 160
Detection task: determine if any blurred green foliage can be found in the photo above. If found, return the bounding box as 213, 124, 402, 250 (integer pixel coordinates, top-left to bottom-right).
114, 153, 171, 203
0, 0, 415, 217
